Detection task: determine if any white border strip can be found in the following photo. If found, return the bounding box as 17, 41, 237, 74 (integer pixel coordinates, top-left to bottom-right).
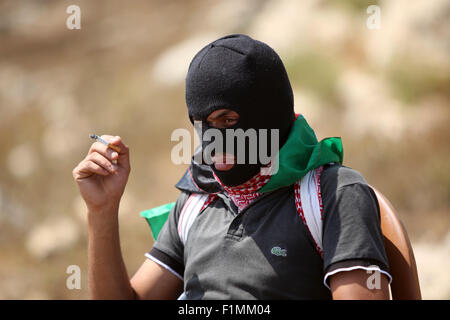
300, 169, 323, 252
145, 253, 183, 281
323, 265, 393, 290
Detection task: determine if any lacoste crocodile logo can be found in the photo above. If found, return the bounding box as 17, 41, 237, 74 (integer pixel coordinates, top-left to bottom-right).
271, 246, 287, 257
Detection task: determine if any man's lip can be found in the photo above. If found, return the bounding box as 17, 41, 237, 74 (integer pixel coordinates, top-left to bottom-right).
212, 154, 235, 171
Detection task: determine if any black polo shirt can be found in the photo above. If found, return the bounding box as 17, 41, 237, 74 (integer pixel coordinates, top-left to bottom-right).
147, 164, 391, 299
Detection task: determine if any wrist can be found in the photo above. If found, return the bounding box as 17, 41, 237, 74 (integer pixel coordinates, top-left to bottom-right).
87, 203, 120, 225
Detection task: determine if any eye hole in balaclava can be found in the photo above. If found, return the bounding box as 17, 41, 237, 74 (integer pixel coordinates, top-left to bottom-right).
186, 34, 295, 186
199, 108, 240, 170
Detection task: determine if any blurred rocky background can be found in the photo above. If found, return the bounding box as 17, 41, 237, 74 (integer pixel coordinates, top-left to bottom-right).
0, 0, 448, 299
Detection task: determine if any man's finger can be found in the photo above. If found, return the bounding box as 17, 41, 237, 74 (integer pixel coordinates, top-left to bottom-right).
73, 160, 110, 180
88, 152, 117, 173
106, 136, 129, 155
89, 141, 117, 161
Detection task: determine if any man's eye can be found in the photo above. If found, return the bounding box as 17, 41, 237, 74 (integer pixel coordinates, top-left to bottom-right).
206, 118, 238, 128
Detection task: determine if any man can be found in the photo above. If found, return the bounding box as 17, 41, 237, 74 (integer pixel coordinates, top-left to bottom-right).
73, 34, 391, 299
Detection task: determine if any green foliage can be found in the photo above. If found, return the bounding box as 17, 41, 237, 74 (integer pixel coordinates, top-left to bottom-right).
285, 52, 340, 104
387, 62, 450, 104
329, 0, 380, 12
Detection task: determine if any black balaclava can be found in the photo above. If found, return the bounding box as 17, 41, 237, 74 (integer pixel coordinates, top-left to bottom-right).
185, 34, 295, 186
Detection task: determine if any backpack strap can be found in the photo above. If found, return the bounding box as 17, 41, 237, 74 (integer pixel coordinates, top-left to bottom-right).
294, 166, 324, 257
177, 193, 217, 245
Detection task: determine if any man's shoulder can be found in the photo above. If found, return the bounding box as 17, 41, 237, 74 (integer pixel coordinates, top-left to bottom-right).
321, 164, 368, 191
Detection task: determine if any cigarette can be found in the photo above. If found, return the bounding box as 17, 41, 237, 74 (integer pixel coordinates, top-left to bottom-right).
89, 134, 121, 153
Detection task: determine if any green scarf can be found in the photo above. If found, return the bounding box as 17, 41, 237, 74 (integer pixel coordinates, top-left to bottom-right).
141, 114, 343, 239
258, 114, 343, 193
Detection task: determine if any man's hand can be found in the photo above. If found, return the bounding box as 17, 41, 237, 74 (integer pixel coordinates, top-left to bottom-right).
72, 135, 130, 213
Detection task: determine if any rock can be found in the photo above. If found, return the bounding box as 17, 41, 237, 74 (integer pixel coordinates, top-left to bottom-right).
0, 188, 28, 231
413, 232, 450, 299
206, 0, 264, 32
248, 0, 354, 56
25, 217, 80, 259
365, 0, 450, 69
7, 143, 38, 179
337, 70, 406, 140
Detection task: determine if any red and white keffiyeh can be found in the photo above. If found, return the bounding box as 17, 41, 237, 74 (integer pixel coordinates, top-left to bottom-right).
212, 170, 271, 212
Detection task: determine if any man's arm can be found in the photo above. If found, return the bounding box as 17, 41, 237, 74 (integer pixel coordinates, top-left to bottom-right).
87, 206, 136, 299
321, 167, 392, 300
131, 259, 183, 299
87, 207, 183, 299
329, 269, 390, 300
73, 135, 182, 299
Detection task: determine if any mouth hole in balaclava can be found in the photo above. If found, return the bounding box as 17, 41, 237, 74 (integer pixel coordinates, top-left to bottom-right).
197, 107, 279, 187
